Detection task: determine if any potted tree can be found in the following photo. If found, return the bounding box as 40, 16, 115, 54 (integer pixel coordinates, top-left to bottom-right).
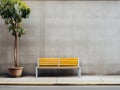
0, 0, 31, 77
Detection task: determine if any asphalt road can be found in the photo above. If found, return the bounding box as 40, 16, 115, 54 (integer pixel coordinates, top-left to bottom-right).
0, 86, 120, 90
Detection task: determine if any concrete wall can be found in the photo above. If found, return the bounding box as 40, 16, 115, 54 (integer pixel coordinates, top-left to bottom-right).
0, 1, 120, 75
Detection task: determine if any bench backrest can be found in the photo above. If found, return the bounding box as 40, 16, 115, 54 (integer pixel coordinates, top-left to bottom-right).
60, 58, 78, 67
38, 58, 59, 67
38, 58, 79, 67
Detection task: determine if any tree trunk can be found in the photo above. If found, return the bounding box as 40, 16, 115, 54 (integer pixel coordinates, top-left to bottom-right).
14, 32, 19, 67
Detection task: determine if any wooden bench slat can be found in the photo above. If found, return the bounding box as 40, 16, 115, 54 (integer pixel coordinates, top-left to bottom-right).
39, 62, 58, 63
60, 58, 78, 59
40, 58, 59, 60
37, 67, 79, 69
40, 63, 58, 65
39, 65, 58, 67
60, 64, 78, 65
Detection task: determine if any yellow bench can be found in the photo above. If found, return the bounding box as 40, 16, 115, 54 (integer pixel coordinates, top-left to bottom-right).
36, 58, 81, 77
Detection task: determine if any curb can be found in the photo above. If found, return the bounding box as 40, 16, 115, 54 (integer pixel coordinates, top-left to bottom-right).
0, 82, 120, 86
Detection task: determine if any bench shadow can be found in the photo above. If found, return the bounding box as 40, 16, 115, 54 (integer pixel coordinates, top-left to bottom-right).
38, 69, 78, 77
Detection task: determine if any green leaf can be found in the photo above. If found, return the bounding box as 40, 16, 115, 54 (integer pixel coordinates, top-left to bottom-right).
0, 0, 31, 37
12, 31, 15, 36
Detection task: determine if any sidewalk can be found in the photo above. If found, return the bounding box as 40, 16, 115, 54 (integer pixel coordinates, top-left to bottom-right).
0, 75, 120, 85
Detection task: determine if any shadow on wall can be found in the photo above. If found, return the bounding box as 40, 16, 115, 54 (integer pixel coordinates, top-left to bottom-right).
0, 23, 14, 74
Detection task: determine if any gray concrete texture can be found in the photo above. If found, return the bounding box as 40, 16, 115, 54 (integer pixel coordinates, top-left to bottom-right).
0, 1, 120, 75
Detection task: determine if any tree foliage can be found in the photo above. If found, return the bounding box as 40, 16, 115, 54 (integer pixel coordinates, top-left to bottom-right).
0, 0, 31, 37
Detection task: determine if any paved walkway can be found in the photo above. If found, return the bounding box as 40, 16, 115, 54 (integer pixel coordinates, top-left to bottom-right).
0, 75, 120, 85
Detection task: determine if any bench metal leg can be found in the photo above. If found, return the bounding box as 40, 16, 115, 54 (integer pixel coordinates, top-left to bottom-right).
78, 68, 81, 77
36, 67, 38, 77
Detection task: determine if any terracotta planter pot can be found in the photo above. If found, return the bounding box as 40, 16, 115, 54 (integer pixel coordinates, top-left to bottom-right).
8, 67, 24, 77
